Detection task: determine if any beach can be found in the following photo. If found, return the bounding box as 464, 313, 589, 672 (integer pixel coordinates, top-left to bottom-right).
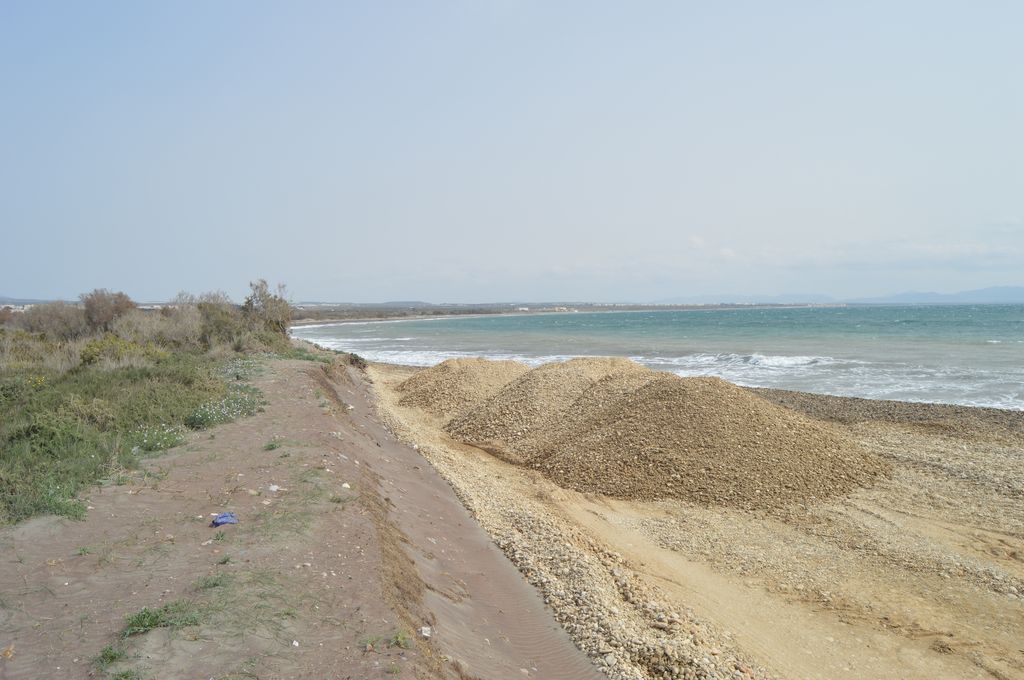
369, 357, 1024, 679
1, 348, 1021, 678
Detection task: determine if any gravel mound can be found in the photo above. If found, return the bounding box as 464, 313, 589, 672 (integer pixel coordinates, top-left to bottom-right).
396, 358, 529, 420
536, 374, 889, 508
446, 357, 651, 463
444, 358, 889, 509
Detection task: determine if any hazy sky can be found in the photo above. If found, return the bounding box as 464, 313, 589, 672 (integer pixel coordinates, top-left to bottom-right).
2, 2, 1022, 302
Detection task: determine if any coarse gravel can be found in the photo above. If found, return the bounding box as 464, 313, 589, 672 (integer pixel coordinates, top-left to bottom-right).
419, 358, 890, 509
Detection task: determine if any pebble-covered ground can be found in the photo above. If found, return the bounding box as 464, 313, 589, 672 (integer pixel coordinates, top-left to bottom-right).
370, 359, 1024, 679
440, 358, 889, 509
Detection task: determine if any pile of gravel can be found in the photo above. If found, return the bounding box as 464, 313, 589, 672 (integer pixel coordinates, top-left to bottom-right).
396, 357, 529, 421
534, 373, 890, 509
445, 357, 651, 463
405, 357, 889, 509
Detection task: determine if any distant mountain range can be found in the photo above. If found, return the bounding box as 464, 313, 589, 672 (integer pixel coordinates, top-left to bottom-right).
653, 293, 837, 305
846, 286, 1024, 304
0, 296, 55, 306
655, 286, 1024, 306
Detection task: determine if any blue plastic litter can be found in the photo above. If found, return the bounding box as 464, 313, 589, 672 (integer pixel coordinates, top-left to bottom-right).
210, 512, 239, 527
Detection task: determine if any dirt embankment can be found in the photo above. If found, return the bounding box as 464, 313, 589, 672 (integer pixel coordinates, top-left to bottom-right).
0, 356, 599, 680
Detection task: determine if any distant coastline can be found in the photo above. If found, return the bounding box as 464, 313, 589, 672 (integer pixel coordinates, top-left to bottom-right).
288, 301, 849, 328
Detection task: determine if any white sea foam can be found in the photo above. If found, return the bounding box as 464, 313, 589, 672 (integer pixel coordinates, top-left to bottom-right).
645, 353, 856, 370
292, 316, 1024, 411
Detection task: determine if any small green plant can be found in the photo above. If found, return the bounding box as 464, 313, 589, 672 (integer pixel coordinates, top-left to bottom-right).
194, 573, 230, 591
389, 629, 413, 649
263, 437, 283, 451
328, 495, 344, 504
77, 546, 93, 556
93, 643, 126, 669
0, 284, 281, 526
121, 600, 203, 638
213, 530, 226, 542
361, 634, 384, 651
112, 670, 145, 680
217, 555, 232, 565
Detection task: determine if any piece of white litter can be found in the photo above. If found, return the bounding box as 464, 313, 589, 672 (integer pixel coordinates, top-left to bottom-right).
292, 640, 299, 647
268, 484, 281, 492
341, 482, 351, 489
420, 626, 431, 638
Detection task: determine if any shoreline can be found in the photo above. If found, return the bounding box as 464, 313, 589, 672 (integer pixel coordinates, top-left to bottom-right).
291, 332, 1024, 414
288, 302, 854, 328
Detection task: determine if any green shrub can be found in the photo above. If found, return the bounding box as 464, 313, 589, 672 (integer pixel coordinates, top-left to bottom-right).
0, 281, 285, 525
0, 352, 227, 523
79, 334, 167, 368
197, 292, 246, 349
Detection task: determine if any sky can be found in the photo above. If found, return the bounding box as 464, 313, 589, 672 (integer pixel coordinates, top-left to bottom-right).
1, 1, 1022, 303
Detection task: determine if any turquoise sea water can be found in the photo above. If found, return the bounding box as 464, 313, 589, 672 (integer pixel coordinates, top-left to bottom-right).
292, 305, 1024, 410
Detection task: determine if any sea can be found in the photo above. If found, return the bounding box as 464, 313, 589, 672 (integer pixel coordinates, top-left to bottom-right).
291, 305, 1024, 411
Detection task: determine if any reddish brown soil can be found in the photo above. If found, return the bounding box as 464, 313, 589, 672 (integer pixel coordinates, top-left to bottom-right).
0, 357, 597, 679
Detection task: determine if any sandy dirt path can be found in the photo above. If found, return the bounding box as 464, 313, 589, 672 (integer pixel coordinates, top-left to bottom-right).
0, 357, 598, 679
